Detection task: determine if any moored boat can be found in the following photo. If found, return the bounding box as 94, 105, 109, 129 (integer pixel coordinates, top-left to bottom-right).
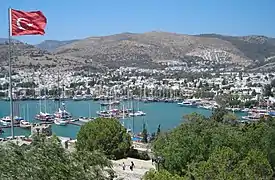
177, 99, 200, 107
20, 120, 31, 128
78, 116, 94, 123
35, 112, 54, 121
0, 116, 11, 126
54, 118, 68, 126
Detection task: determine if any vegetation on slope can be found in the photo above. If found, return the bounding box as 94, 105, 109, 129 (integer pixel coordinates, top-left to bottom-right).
144, 108, 275, 179
0, 135, 114, 180
76, 117, 132, 160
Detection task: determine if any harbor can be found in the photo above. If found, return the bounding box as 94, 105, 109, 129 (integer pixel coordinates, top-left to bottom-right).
0, 98, 251, 139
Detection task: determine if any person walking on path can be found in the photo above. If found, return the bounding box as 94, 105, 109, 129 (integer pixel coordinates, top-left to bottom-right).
129, 161, 135, 171
122, 162, 126, 170
131, 161, 135, 168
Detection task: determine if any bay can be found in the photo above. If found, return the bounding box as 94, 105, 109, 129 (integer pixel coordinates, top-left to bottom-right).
0, 100, 244, 139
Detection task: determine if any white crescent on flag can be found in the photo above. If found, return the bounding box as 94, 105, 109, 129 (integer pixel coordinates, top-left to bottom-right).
16, 18, 33, 30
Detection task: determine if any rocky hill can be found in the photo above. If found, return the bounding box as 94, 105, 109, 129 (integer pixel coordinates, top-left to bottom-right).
0, 41, 87, 71
54, 32, 256, 69
1, 32, 275, 71
36, 39, 79, 52
197, 34, 275, 65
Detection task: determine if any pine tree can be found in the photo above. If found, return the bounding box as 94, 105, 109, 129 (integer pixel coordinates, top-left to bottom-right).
156, 124, 161, 137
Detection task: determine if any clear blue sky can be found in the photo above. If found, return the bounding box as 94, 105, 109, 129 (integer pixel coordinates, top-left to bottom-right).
0, 0, 274, 44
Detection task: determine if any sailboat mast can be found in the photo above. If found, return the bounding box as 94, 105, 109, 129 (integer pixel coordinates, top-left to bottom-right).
27, 104, 29, 121
132, 94, 135, 134
57, 69, 61, 109
39, 78, 42, 113
44, 86, 47, 113
88, 103, 91, 117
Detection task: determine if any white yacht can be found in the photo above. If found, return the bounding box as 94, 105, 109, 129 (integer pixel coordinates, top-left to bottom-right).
54, 118, 68, 126
78, 116, 93, 123
20, 120, 31, 128
0, 116, 11, 126
129, 111, 146, 117
177, 99, 199, 107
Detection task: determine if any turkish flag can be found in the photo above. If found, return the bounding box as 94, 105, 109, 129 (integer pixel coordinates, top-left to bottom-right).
10, 9, 47, 36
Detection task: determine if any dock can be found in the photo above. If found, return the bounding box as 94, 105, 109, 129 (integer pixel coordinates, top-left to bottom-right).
0, 120, 82, 129
0, 124, 20, 128
68, 121, 82, 126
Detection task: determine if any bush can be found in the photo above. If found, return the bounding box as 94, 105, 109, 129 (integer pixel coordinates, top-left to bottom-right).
128, 147, 151, 160
76, 118, 132, 160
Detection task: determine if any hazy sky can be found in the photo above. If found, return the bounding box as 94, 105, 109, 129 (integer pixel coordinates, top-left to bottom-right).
0, 0, 274, 44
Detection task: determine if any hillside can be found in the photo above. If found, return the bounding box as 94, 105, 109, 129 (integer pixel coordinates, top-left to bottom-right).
197, 34, 275, 65
1, 32, 275, 71
36, 39, 79, 52
54, 31, 255, 69
0, 41, 87, 71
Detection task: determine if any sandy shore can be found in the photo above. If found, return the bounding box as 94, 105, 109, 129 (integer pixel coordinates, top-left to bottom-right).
112, 157, 155, 180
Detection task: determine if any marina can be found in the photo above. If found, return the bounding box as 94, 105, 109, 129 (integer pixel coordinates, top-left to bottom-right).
0, 98, 255, 139
0, 99, 215, 138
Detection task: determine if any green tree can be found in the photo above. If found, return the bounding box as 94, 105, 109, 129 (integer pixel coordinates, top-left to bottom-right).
156, 124, 161, 137
0, 135, 114, 180
222, 112, 238, 124
188, 147, 273, 180
239, 71, 243, 80
221, 78, 226, 85
149, 112, 275, 179
251, 89, 257, 96
86, 88, 91, 95
271, 79, 275, 87
141, 123, 148, 143
76, 118, 131, 159
143, 170, 185, 180
264, 84, 273, 97
211, 107, 228, 122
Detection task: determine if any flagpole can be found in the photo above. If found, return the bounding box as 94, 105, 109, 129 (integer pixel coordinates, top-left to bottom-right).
8, 8, 14, 139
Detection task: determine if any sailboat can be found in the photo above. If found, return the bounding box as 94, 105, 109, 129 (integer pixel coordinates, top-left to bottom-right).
20, 104, 31, 129
128, 98, 146, 117
54, 71, 70, 126
54, 103, 70, 126
78, 103, 94, 123
121, 104, 132, 133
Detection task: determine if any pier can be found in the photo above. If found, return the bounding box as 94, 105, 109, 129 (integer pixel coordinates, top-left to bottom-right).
67, 121, 82, 126
0, 124, 20, 128
0, 121, 80, 129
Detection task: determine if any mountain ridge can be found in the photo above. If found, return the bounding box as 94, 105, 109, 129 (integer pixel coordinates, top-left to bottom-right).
1, 31, 275, 71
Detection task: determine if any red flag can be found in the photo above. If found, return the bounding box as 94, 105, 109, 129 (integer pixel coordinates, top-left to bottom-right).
10, 9, 47, 36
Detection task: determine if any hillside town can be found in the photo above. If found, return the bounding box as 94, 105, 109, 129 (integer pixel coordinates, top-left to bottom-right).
0, 67, 274, 106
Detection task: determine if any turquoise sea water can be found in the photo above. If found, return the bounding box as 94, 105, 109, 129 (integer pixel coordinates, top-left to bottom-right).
0, 100, 245, 139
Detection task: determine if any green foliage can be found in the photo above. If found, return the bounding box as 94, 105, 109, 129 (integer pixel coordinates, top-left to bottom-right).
264, 84, 273, 97
128, 147, 150, 160
271, 79, 275, 88
149, 112, 275, 179
0, 135, 114, 180
76, 118, 131, 160
142, 123, 148, 143
70, 82, 85, 88
188, 147, 273, 180
193, 90, 215, 99
251, 89, 257, 96
143, 170, 186, 180
156, 124, 161, 137
211, 107, 228, 122
16, 81, 37, 88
